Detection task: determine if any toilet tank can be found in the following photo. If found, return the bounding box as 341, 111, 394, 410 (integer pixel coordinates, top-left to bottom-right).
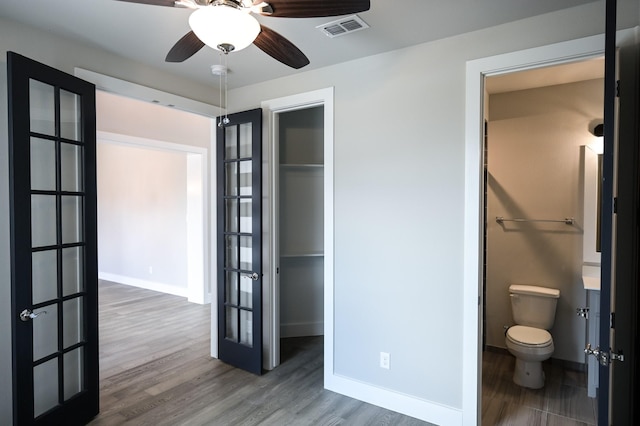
509, 284, 560, 330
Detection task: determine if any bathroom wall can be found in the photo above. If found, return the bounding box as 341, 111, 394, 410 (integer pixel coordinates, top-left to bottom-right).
486, 78, 604, 364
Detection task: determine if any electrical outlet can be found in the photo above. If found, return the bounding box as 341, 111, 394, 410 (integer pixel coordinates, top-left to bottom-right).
380, 352, 390, 369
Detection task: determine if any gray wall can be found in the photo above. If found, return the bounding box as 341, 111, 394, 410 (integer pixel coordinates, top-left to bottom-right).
0, 58, 13, 422
486, 79, 604, 363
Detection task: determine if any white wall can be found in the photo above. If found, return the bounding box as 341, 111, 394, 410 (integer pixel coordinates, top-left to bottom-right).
486, 79, 604, 364
97, 143, 189, 291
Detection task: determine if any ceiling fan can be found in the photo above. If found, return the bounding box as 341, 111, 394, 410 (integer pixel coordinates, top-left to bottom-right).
115, 0, 371, 69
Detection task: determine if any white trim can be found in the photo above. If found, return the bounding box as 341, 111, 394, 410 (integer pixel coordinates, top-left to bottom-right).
74, 68, 220, 117
96, 130, 210, 305
463, 34, 607, 425
326, 374, 462, 425
99, 272, 189, 298
261, 88, 334, 371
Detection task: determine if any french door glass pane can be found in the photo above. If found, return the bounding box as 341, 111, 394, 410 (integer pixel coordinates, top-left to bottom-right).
32, 250, 57, 304
225, 199, 238, 233
226, 271, 239, 305
226, 307, 238, 341
240, 309, 252, 346
239, 160, 252, 196
225, 126, 238, 160
63, 348, 84, 400
29, 79, 55, 136
61, 196, 82, 244
239, 123, 252, 158
33, 358, 58, 417
225, 162, 238, 196
30, 138, 56, 191
62, 247, 83, 296
61, 143, 83, 192
225, 236, 238, 270
240, 275, 252, 309
31, 195, 57, 247
240, 199, 252, 234
240, 236, 252, 271
60, 90, 81, 141
63, 297, 83, 348
33, 304, 58, 361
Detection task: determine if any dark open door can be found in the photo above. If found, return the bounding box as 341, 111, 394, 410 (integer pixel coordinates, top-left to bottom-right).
216, 108, 263, 375
596, 0, 616, 422
596, 0, 640, 423
608, 28, 640, 426
8, 52, 98, 425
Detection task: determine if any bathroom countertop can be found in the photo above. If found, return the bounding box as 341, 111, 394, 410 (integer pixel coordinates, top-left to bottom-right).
582, 264, 601, 291
582, 276, 600, 291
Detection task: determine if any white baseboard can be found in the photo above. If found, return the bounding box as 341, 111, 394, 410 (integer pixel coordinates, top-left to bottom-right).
325, 373, 462, 425
281, 321, 324, 338
99, 272, 189, 298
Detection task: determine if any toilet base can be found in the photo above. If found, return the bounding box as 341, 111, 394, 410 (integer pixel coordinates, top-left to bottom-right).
513, 358, 545, 389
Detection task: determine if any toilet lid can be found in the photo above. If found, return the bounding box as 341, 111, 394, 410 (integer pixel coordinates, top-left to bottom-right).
507, 325, 552, 347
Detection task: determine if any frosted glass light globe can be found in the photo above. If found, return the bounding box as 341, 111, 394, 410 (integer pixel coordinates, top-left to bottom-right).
189, 6, 260, 53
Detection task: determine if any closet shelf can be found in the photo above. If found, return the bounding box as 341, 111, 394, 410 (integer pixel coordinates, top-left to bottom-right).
280, 163, 324, 168
281, 252, 324, 258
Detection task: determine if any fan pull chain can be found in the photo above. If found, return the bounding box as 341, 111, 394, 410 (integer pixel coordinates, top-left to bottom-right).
218, 52, 224, 128
223, 52, 229, 125
216, 52, 231, 127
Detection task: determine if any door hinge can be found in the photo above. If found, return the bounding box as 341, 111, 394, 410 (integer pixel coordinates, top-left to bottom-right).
576, 307, 590, 319
610, 312, 615, 329
613, 197, 618, 214
585, 344, 625, 366
616, 79, 620, 97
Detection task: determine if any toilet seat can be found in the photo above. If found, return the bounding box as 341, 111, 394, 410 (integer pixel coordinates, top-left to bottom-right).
507, 325, 552, 348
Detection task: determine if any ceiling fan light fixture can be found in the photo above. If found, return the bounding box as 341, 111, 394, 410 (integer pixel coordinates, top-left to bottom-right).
189, 6, 260, 53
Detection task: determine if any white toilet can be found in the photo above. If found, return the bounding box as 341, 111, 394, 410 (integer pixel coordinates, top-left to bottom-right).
505, 284, 560, 389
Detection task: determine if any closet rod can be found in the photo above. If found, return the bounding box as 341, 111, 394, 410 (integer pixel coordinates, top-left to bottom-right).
495, 216, 574, 225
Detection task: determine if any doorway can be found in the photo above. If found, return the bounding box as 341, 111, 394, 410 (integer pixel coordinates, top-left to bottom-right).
261, 88, 334, 372
462, 34, 608, 423
481, 59, 603, 423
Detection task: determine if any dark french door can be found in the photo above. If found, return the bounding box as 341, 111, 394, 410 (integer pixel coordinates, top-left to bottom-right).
598, 0, 640, 423
216, 108, 263, 375
8, 52, 99, 425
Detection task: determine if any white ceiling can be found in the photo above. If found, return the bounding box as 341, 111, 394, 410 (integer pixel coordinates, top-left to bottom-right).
486, 56, 605, 94
0, 0, 599, 89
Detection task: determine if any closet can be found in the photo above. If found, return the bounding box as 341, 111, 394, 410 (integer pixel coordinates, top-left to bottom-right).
277, 106, 324, 338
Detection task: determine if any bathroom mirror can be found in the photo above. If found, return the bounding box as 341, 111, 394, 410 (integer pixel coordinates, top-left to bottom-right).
583, 145, 602, 264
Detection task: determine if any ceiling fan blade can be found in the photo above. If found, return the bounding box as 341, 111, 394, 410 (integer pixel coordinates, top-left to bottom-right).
166, 31, 206, 62
257, 0, 370, 18
114, 0, 178, 7
254, 25, 310, 69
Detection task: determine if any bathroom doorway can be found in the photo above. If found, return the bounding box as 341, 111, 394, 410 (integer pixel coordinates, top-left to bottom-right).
481, 58, 604, 424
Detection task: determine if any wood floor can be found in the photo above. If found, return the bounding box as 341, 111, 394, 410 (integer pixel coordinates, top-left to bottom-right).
482, 350, 597, 425
90, 281, 431, 425
91, 281, 596, 425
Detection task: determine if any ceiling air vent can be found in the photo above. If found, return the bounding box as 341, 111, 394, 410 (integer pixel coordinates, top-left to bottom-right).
317, 15, 369, 38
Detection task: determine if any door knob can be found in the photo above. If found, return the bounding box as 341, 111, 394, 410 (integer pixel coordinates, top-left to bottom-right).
19, 309, 47, 322
242, 272, 259, 281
